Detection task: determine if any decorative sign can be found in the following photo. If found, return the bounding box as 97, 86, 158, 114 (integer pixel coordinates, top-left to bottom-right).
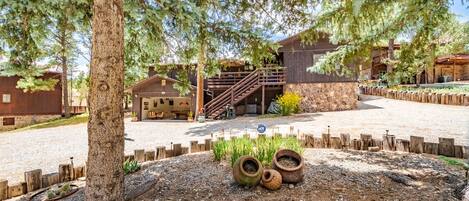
257, 124, 267, 133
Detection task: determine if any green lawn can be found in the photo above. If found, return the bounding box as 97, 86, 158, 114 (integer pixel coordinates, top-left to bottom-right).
15, 113, 89, 131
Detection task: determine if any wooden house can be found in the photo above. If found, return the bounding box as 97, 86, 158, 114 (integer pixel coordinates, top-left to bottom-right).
0, 72, 62, 131
128, 33, 359, 121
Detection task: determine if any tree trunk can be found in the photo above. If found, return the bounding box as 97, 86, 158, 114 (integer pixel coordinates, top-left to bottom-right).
386, 38, 394, 73
195, 23, 207, 119
60, 17, 70, 118
86, 0, 125, 200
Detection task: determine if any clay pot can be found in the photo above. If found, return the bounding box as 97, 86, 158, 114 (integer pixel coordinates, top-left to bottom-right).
232, 156, 263, 186
261, 169, 282, 190
272, 149, 304, 183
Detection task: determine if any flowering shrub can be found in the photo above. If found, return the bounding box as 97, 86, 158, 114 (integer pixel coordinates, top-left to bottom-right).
276, 92, 301, 116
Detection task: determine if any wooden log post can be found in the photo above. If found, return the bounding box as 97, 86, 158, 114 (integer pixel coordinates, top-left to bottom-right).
156, 146, 166, 160
340, 133, 351, 149
145, 151, 156, 161
304, 135, 314, 148
409, 136, 424, 154
372, 139, 383, 150
424, 142, 439, 155
352, 139, 362, 150
190, 141, 199, 153
24, 169, 42, 192
58, 164, 73, 183
330, 137, 342, 149
396, 139, 410, 152
124, 155, 134, 162
73, 166, 85, 179
463, 94, 469, 106
360, 134, 373, 150
464, 146, 469, 159
322, 133, 331, 148
134, 149, 145, 163
7, 183, 25, 199
42, 173, 59, 188
198, 144, 206, 152
454, 145, 464, 158
0, 180, 7, 200
205, 139, 212, 151
182, 147, 189, 154
368, 146, 380, 152
313, 137, 323, 148
173, 144, 182, 156
165, 149, 174, 158
382, 134, 396, 151
438, 138, 455, 157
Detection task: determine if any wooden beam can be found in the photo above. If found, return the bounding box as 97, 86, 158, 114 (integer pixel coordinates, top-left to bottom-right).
261, 85, 265, 115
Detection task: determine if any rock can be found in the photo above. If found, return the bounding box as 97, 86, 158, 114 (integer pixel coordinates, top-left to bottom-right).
288, 184, 294, 189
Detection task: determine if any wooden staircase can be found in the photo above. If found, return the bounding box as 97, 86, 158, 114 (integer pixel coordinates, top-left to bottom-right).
204, 67, 286, 119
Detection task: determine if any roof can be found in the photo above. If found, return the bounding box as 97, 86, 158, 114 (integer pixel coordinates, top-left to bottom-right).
125, 74, 196, 93
435, 54, 469, 65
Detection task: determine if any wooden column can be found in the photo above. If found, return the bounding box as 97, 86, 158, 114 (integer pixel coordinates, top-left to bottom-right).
438, 138, 455, 157
0, 180, 7, 200
360, 134, 373, 150
396, 139, 410, 152
24, 169, 42, 192
322, 133, 331, 148
42, 173, 59, 188
173, 144, 182, 156
261, 85, 265, 115
409, 136, 424, 154
340, 133, 351, 149
205, 139, 212, 151
454, 145, 464, 158
424, 142, 439, 155
190, 141, 199, 153
58, 164, 73, 183
382, 134, 396, 151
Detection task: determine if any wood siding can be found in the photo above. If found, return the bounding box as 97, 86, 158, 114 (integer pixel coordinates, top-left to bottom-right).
278, 36, 356, 83
0, 73, 62, 116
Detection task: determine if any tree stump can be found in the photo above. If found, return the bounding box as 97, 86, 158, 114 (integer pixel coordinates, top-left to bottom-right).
396, 139, 410, 152
382, 134, 396, 151
409, 136, 424, 154
205, 139, 212, 151
41, 173, 59, 188
424, 142, 439, 155
330, 137, 342, 149
454, 145, 464, 158
190, 141, 199, 153
360, 134, 373, 150
0, 180, 7, 200
322, 133, 331, 148
438, 138, 455, 157
173, 144, 182, 156
156, 146, 166, 160
145, 151, 156, 161
340, 133, 351, 149
24, 169, 42, 192
134, 149, 145, 163
58, 164, 73, 183
313, 137, 323, 148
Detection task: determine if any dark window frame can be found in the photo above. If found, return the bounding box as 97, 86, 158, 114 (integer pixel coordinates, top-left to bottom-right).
2, 117, 15, 126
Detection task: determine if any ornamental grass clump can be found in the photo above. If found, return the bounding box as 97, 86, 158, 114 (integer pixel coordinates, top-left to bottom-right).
213, 140, 229, 161
276, 92, 301, 116
230, 137, 255, 166
123, 159, 140, 175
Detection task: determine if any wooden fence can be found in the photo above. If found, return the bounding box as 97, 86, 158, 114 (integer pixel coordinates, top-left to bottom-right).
1, 132, 467, 200
360, 86, 469, 106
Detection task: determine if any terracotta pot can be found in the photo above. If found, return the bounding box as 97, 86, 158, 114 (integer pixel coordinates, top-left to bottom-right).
232, 156, 263, 186
272, 149, 304, 183
261, 169, 282, 190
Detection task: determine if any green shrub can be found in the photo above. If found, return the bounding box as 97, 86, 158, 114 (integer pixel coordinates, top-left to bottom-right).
123, 159, 140, 175
276, 92, 301, 116
213, 140, 229, 161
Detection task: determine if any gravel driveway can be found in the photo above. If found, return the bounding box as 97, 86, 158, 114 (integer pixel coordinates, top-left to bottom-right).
1, 95, 468, 183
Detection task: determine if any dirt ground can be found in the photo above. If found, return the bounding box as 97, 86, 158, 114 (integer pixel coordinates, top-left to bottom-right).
132, 149, 466, 201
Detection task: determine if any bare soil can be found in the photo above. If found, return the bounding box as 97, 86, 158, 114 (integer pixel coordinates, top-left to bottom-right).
277, 156, 300, 168
133, 149, 467, 201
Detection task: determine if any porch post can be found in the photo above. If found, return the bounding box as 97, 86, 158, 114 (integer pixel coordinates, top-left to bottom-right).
261, 85, 265, 115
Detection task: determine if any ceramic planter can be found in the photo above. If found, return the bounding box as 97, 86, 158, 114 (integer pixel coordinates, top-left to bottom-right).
272, 149, 304, 183
232, 156, 263, 186
261, 169, 282, 190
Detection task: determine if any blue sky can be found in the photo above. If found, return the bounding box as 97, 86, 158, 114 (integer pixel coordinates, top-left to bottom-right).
74, 4, 469, 74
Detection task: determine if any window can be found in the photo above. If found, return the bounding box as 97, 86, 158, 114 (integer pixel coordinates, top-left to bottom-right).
312, 53, 325, 65
2, 94, 11, 103
2, 117, 15, 126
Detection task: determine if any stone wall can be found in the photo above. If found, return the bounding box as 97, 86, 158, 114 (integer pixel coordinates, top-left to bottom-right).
284, 82, 358, 113
0, 115, 61, 131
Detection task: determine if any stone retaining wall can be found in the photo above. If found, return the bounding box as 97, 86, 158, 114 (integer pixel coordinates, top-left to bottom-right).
284, 82, 358, 112
360, 86, 469, 106
0, 115, 61, 131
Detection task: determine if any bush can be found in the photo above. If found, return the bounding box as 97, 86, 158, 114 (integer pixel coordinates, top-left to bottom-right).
123, 159, 140, 175
276, 92, 301, 116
